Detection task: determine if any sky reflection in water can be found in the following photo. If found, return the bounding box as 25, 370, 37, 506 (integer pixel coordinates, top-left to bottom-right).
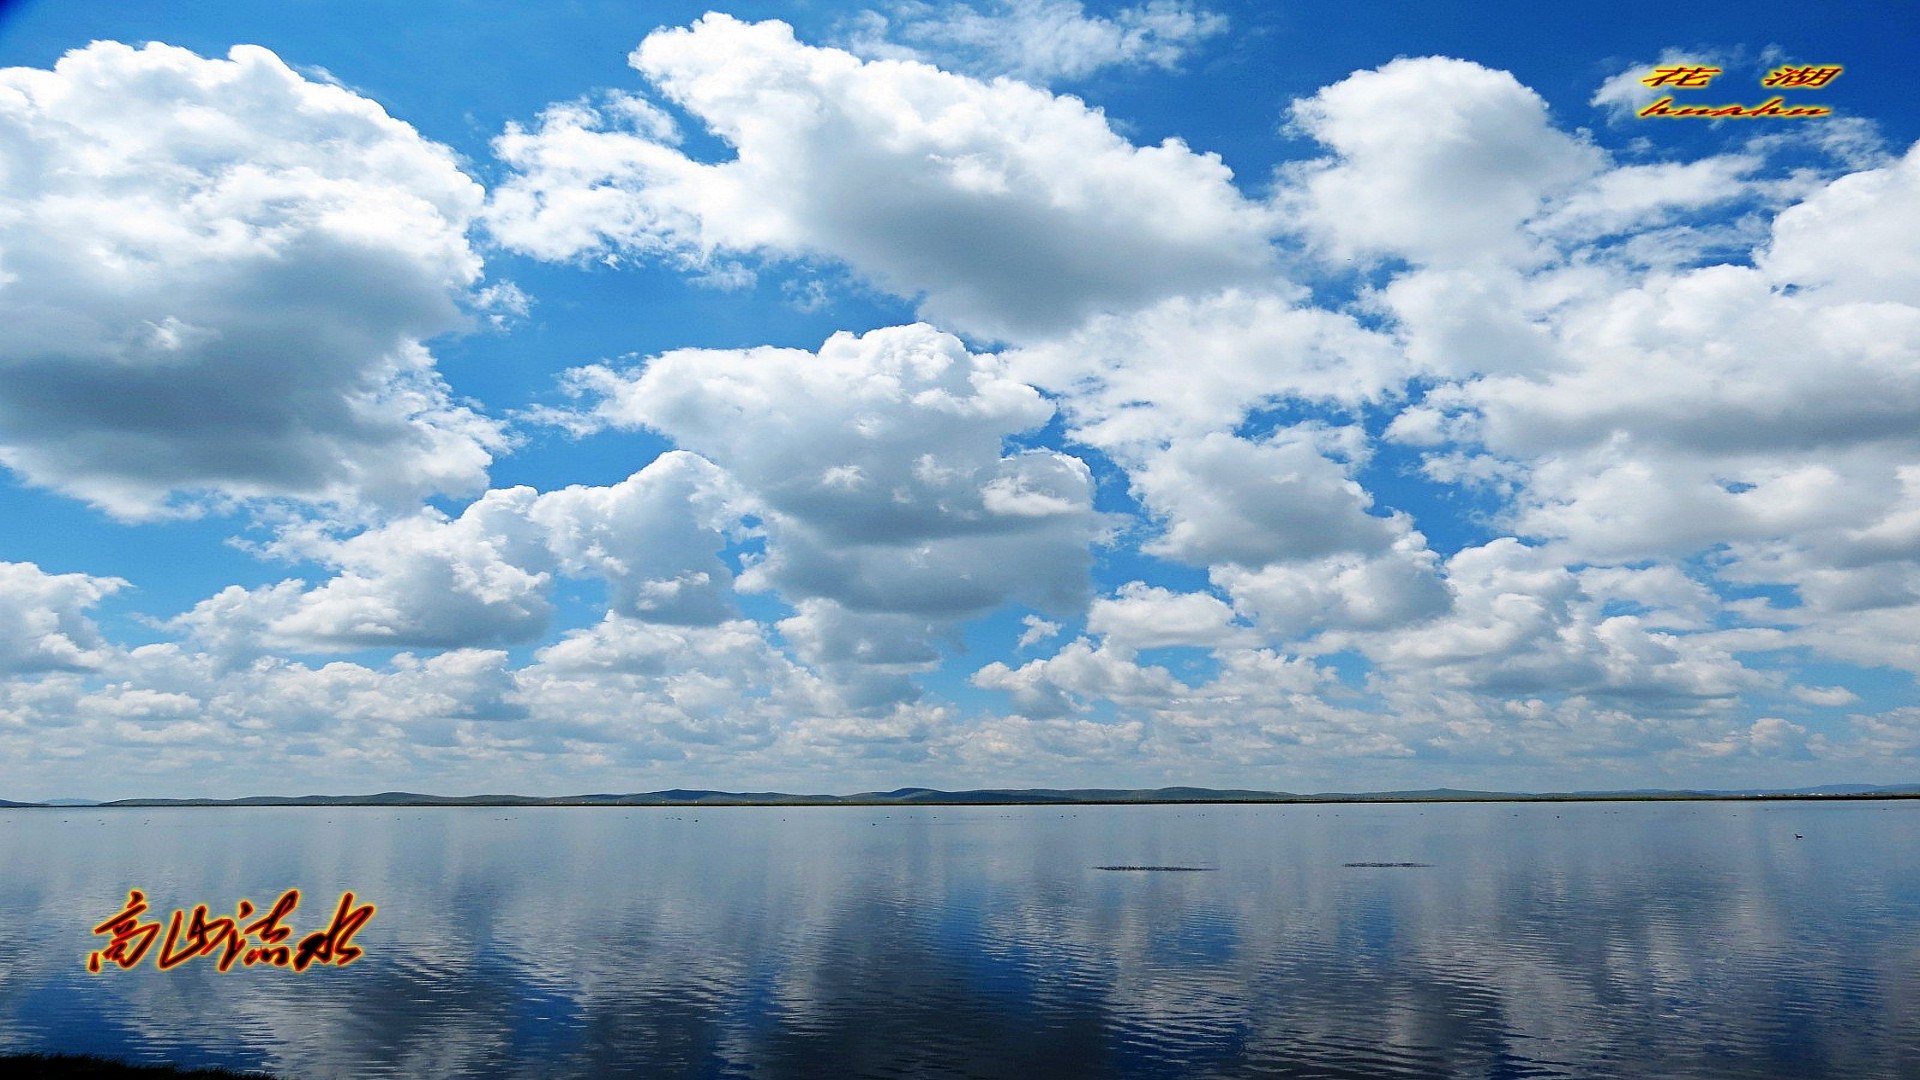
2, 801, 1916, 1079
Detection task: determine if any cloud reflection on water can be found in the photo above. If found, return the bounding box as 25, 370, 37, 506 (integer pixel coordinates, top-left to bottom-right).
1, 802, 1916, 1078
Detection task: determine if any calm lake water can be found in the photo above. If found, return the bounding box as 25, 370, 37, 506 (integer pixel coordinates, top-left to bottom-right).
1, 800, 1916, 1079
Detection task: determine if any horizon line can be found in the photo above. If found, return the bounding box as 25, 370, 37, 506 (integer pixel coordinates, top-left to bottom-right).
10, 782, 1920, 809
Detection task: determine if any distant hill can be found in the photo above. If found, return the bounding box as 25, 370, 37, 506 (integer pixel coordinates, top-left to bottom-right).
1312, 788, 1532, 801
20, 783, 1909, 809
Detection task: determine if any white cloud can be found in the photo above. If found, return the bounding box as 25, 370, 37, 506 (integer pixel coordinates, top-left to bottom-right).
0, 41, 506, 519
1699, 717, 1813, 759
1008, 288, 1408, 452
233, 489, 554, 652
545, 324, 1105, 704
1085, 582, 1247, 654
972, 638, 1185, 718
1791, 685, 1859, 707
518, 615, 813, 748
8, 34, 1920, 796
555, 324, 1100, 616
0, 642, 534, 797
949, 711, 1147, 769
1016, 614, 1062, 649
844, 0, 1227, 83
1574, 564, 1719, 631
0, 562, 126, 673
1371, 130, 1920, 679
1761, 141, 1920, 305
1843, 708, 1920, 761
174, 451, 748, 654
488, 13, 1272, 339
775, 601, 946, 711
1404, 259, 1920, 565
1131, 430, 1398, 567
1369, 540, 1764, 708
167, 324, 1101, 712
528, 451, 745, 625
970, 626, 1406, 771
1280, 56, 1604, 266
1530, 156, 1763, 245
1212, 533, 1450, 643
1370, 263, 1568, 380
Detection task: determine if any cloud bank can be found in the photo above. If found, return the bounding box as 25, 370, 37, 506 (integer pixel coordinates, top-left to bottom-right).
1, 19, 1916, 799
0, 42, 507, 519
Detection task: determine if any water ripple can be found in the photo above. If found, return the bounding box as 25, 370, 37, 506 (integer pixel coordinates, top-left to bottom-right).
3, 802, 1918, 1078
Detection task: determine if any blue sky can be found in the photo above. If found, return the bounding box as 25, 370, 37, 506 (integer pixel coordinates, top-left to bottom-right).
1, 0, 1918, 799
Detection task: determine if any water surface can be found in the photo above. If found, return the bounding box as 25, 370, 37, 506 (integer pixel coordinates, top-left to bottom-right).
1, 800, 1915, 1078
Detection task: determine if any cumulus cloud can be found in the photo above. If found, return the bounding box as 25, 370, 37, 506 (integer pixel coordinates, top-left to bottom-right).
1395, 239, 1920, 578
192, 489, 554, 653
1, 643, 526, 788
1279, 56, 1604, 267
541, 324, 1104, 704
555, 324, 1100, 612
173, 452, 746, 655
488, 13, 1272, 339
970, 623, 1402, 770
1007, 288, 1408, 452
169, 323, 1100, 708
972, 638, 1185, 718
1529, 156, 1764, 248
1369, 540, 1764, 709
518, 615, 814, 749
1085, 582, 1247, 654
1212, 534, 1451, 643
528, 452, 745, 625
1761, 141, 1920, 305
843, 0, 1227, 83
0, 41, 507, 519
1285, 62, 1920, 691
1131, 430, 1399, 567
0, 562, 126, 673
1016, 614, 1063, 649
8, 29, 1920, 796
2, 611, 864, 798
775, 602, 946, 711
1699, 717, 1813, 759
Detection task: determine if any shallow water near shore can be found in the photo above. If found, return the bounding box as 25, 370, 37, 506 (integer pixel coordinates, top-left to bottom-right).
1, 800, 1916, 1079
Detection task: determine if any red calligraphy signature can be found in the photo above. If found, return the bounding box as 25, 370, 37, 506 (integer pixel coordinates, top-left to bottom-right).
88, 889, 374, 973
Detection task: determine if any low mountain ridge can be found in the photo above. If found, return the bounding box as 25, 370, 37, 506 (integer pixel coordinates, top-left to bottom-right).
3, 783, 1916, 808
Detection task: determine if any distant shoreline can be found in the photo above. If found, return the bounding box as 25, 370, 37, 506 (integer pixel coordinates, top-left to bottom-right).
6, 786, 1918, 810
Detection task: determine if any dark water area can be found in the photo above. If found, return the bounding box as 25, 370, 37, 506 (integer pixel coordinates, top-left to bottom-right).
1, 800, 1915, 1079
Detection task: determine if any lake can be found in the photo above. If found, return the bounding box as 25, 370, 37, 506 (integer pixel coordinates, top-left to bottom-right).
1, 800, 1915, 1078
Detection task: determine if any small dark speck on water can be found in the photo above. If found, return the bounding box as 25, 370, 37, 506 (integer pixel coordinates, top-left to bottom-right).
1344, 862, 1432, 868
1094, 865, 1214, 872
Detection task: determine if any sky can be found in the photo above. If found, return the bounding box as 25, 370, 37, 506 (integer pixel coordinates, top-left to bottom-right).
1, 0, 1917, 800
